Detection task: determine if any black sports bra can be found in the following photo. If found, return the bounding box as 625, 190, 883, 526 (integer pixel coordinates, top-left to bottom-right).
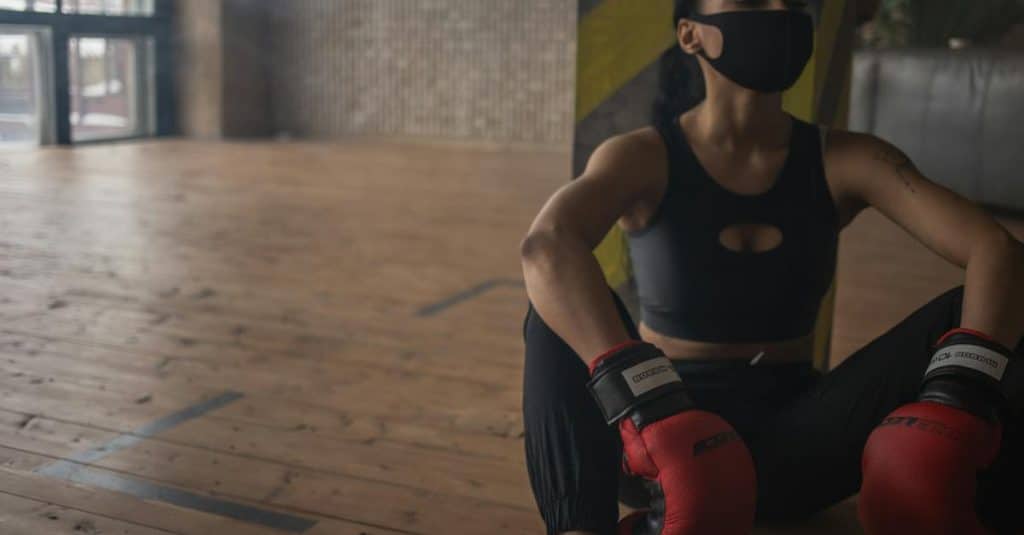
626, 114, 839, 343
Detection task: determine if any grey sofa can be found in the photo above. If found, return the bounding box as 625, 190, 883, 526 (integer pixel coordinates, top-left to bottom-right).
850, 49, 1024, 212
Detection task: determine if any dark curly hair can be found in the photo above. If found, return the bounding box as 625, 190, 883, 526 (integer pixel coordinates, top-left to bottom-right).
651, 0, 706, 122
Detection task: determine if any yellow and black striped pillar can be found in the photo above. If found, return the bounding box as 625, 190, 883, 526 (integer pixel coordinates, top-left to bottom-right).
574, 0, 857, 371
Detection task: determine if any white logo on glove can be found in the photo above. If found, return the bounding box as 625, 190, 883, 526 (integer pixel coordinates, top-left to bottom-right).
926, 343, 1009, 382
622, 357, 681, 396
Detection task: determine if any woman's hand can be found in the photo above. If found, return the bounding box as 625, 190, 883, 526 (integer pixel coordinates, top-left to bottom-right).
588, 341, 757, 534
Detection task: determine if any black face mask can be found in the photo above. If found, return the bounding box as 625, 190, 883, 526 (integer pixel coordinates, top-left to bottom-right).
687, 9, 814, 93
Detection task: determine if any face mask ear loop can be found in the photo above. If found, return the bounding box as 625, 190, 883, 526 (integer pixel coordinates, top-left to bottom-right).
684, 14, 719, 63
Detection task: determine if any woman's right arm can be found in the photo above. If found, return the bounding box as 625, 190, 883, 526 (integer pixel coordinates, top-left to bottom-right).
520, 130, 666, 361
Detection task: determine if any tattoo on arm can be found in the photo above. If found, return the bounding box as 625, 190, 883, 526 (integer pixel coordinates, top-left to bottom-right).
873, 146, 919, 194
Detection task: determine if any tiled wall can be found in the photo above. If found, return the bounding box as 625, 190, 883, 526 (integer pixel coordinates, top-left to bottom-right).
266, 0, 577, 146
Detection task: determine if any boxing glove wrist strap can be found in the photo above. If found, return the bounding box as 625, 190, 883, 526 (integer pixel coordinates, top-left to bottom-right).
586, 342, 694, 427
922, 329, 1023, 419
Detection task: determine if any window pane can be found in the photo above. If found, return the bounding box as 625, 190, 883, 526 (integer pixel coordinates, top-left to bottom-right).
62, 0, 154, 16
0, 0, 58, 13
69, 36, 153, 141
0, 32, 42, 146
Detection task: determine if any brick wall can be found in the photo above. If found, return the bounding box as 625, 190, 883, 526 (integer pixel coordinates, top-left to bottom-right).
266, 0, 577, 146
222, 0, 272, 137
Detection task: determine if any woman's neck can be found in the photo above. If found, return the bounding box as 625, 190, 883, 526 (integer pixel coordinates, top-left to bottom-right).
689, 86, 791, 152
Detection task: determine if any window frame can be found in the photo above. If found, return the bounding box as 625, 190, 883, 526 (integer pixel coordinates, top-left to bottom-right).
0, 0, 173, 145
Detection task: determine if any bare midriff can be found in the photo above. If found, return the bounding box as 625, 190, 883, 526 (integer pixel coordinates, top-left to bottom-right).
638, 322, 816, 364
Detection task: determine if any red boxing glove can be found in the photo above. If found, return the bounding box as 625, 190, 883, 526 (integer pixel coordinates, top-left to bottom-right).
587, 341, 756, 534
860, 402, 1001, 534
860, 328, 1019, 535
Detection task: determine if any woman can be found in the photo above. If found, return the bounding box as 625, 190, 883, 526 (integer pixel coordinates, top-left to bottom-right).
520, 1, 1024, 534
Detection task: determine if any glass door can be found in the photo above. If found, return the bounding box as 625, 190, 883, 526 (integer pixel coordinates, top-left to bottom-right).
68, 35, 153, 142
0, 26, 50, 147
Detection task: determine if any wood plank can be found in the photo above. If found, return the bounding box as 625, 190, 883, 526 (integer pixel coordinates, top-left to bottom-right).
0, 490, 174, 535
0, 412, 538, 534
0, 464, 412, 534
0, 466, 337, 535
0, 376, 532, 508
0, 345, 522, 463
0, 337, 525, 458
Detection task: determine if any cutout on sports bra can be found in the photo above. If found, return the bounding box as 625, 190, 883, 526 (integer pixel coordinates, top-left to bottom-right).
719, 224, 784, 254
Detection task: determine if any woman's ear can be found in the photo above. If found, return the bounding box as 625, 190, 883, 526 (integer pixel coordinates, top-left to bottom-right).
677, 19, 703, 55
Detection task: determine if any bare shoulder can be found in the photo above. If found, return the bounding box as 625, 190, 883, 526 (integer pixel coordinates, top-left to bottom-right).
824, 128, 924, 196
823, 129, 914, 171
823, 128, 934, 224
584, 126, 667, 180
584, 126, 670, 231
819, 128, 912, 227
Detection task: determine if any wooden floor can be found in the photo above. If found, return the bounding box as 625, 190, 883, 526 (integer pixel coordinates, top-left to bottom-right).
0, 140, 1020, 535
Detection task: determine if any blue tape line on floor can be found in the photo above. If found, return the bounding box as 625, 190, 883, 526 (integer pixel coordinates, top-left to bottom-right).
417, 279, 524, 317
35, 391, 316, 532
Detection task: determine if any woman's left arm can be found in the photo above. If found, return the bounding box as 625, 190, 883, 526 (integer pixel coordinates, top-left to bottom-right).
827, 130, 1024, 349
